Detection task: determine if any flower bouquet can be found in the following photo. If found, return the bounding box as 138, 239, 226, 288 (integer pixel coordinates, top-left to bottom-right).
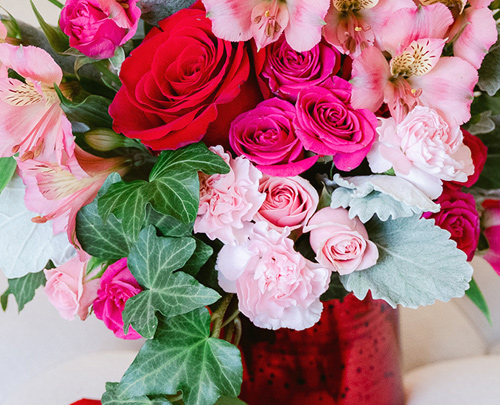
1, 0, 500, 403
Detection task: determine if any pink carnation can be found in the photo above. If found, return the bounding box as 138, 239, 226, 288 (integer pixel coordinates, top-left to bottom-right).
93, 258, 142, 340
255, 175, 319, 232
194, 146, 265, 245
367, 106, 474, 199
305, 207, 379, 275
44, 254, 100, 321
60, 0, 141, 59
216, 222, 331, 330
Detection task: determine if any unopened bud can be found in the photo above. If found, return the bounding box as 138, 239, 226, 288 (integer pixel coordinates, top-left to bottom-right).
83, 129, 128, 151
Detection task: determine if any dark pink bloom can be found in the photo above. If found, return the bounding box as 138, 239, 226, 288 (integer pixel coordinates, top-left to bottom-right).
93, 258, 142, 340
482, 199, 500, 276
229, 98, 318, 177
60, 0, 141, 59
448, 130, 487, 189
423, 187, 480, 261
294, 77, 377, 172
255, 36, 341, 102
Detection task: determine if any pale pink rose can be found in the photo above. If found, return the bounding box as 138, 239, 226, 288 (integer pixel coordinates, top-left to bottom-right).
60, 0, 141, 59
305, 207, 379, 275
44, 253, 100, 321
216, 222, 331, 330
255, 175, 319, 232
194, 146, 265, 245
367, 106, 474, 199
93, 258, 142, 340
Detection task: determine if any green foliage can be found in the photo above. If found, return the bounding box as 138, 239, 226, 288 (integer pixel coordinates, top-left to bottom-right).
341, 217, 473, 308
321, 272, 349, 302
1, 270, 46, 312
0, 157, 16, 195
102, 383, 172, 405
139, 0, 197, 25
30, 0, 69, 53
98, 143, 229, 237
55, 86, 113, 128
478, 25, 500, 96
106, 308, 243, 405
476, 128, 500, 189
122, 227, 220, 339
466, 278, 492, 325
0, 8, 22, 39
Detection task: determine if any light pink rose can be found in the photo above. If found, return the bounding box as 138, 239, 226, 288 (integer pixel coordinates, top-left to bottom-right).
194, 146, 265, 245
255, 175, 319, 232
367, 106, 474, 199
44, 254, 100, 321
305, 207, 379, 275
216, 222, 331, 330
60, 0, 141, 59
93, 258, 142, 340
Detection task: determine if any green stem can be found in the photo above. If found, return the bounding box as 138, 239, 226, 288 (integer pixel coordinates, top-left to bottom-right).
210, 294, 233, 338
221, 309, 240, 329
166, 393, 183, 402
47, 0, 64, 9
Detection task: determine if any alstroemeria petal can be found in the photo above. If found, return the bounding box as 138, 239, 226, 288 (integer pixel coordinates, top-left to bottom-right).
453, 7, 498, 70
410, 57, 478, 127
284, 0, 330, 52
202, 0, 258, 42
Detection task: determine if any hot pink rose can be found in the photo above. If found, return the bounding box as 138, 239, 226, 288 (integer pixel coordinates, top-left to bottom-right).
255, 175, 319, 232
368, 106, 474, 199
194, 146, 265, 245
482, 199, 500, 276
44, 254, 100, 321
229, 98, 318, 177
423, 187, 480, 261
254, 36, 341, 101
60, 0, 141, 59
305, 207, 379, 275
93, 258, 142, 340
216, 222, 331, 330
294, 77, 377, 172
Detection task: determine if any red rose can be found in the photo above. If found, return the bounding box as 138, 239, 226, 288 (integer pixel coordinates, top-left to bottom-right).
109, 6, 251, 150
449, 129, 487, 188
423, 187, 480, 261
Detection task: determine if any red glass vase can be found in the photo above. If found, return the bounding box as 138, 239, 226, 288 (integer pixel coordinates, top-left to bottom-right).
239, 293, 404, 404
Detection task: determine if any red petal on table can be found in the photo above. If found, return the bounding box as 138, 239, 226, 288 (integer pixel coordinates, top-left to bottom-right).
70, 400, 101, 405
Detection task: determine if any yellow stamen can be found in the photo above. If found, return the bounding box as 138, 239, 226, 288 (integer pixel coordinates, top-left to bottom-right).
265, 10, 271, 17
354, 26, 362, 32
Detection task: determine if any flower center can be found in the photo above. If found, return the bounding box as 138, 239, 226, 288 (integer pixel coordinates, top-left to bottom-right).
333, 0, 379, 12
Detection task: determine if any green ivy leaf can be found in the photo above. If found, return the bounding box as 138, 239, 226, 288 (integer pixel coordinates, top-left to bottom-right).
102, 383, 172, 405
0, 157, 16, 195
466, 277, 492, 325
478, 25, 500, 96
55, 86, 113, 128
1, 270, 46, 312
109, 308, 242, 405
122, 227, 220, 339
98, 143, 229, 236
147, 209, 193, 238
182, 238, 213, 277
215, 398, 248, 405
341, 217, 473, 308
30, 0, 69, 53
76, 174, 136, 261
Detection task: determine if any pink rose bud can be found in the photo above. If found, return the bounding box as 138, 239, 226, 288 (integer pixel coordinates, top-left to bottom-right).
305, 207, 379, 275
44, 255, 100, 321
93, 258, 142, 340
255, 175, 319, 232
60, 0, 141, 59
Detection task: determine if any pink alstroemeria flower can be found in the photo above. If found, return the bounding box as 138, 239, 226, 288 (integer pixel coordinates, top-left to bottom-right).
323, 0, 416, 57
17, 147, 131, 242
351, 3, 478, 126
202, 0, 331, 51
0, 44, 76, 165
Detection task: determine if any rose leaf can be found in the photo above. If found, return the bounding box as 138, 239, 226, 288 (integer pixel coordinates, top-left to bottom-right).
106, 308, 242, 405
340, 217, 473, 308
98, 142, 229, 238
122, 227, 220, 339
